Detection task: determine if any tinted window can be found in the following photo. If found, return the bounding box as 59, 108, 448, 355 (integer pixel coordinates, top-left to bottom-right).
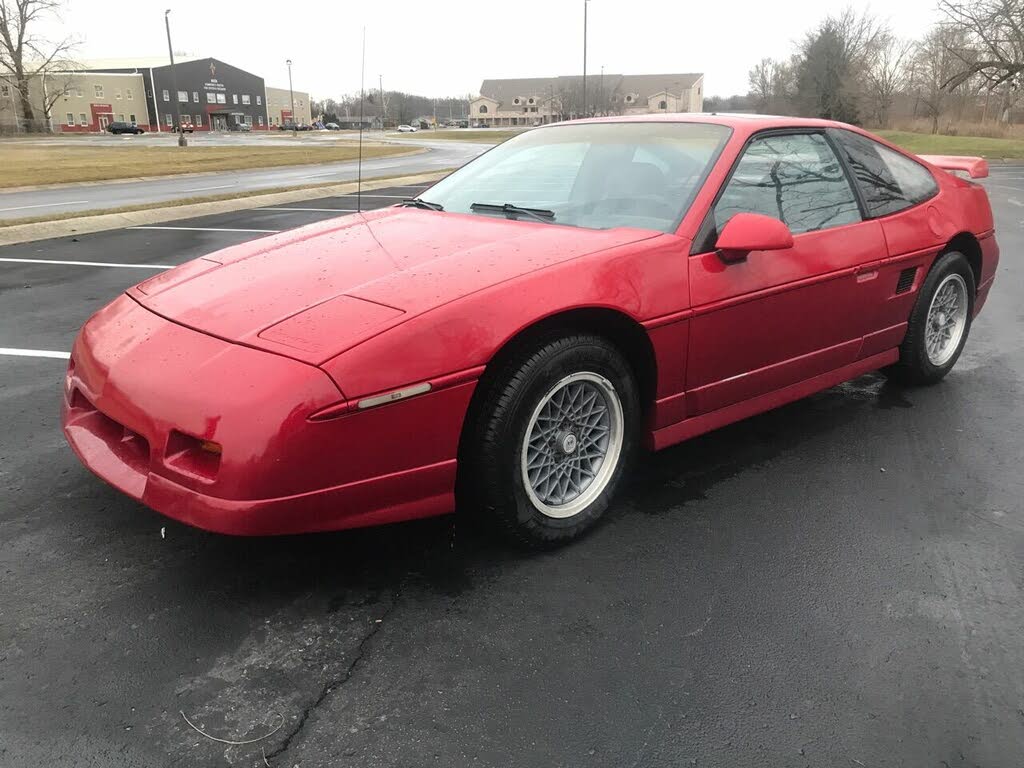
714, 133, 861, 236
425, 122, 731, 233
832, 129, 938, 217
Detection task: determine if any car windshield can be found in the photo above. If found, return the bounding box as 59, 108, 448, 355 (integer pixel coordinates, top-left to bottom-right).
424, 121, 731, 232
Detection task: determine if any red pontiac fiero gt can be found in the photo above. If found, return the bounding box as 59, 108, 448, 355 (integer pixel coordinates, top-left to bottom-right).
63, 115, 999, 545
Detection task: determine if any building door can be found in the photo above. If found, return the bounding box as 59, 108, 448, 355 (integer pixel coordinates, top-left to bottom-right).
98, 115, 110, 131
213, 114, 227, 131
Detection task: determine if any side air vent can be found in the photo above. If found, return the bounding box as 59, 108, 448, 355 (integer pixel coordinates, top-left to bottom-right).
895, 267, 917, 295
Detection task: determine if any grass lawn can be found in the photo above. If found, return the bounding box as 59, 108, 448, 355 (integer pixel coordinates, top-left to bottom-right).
878, 130, 1024, 159
0, 143, 416, 188
388, 129, 524, 143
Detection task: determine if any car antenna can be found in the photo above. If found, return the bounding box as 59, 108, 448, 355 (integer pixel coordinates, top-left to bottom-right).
357, 27, 366, 213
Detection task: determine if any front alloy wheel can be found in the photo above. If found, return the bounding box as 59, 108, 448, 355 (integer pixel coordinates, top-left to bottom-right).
465, 333, 639, 547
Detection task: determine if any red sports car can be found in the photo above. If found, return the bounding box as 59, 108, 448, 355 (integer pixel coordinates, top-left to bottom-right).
63, 115, 999, 545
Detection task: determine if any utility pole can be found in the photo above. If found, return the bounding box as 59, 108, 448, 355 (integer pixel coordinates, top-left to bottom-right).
600, 65, 604, 116
582, 0, 589, 118
164, 9, 186, 147
379, 74, 385, 131
286, 59, 296, 132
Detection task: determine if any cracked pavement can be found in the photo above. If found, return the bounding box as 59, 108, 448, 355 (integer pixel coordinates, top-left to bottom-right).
3, 176, 1024, 766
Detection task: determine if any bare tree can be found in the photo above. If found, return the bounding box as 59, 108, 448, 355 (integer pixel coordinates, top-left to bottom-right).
867, 34, 913, 127
0, 0, 75, 130
916, 26, 965, 133
937, 0, 1024, 89
748, 58, 778, 109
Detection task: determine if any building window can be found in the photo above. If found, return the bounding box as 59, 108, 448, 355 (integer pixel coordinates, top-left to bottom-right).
232, 94, 238, 104
176, 90, 187, 103
129, 113, 136, 122
79, 113, 87, 126
94, 85, 104, 98
194, 114, 203, 126
513, 97, 520, 105
66, 112, 74, 126
115, 89, 122, 100
625, 95, 634, 103
241, 94, 250, 105
126, 89, 133, 101
216, 93, 226, 104
1, 84, 9, 97
658, 100, 667, 110
479, 105, 488, 114
258, 115, 264, 126
206, 92, 216, 104
162, 89, 169, 101
192, 91, 199, 103
76, 87, 83, 97
117, 113, 124, 121
165, 113, 173, 126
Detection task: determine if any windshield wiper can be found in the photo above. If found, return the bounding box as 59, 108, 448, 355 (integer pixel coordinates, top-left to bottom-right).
399, 198, 444, 211
470, 202, 555, 224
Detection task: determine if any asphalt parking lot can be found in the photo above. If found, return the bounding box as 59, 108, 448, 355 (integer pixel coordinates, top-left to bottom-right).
2, 174, 1023, 767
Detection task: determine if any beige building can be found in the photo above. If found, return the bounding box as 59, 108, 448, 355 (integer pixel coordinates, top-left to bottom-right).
470, 73, 704, 127
1, 71, 148, 133
265, 86, 311, 127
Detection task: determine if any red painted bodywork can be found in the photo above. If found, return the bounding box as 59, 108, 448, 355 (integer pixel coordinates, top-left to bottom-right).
62, 114, 1000, 535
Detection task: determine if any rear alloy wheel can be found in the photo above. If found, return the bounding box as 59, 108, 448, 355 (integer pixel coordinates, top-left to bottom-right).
467, 334, 639, 547
890, 250, 976, 385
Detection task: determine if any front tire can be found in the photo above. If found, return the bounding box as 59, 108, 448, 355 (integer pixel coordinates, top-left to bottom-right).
466, 334, 640, 547
890, 251, 975, 385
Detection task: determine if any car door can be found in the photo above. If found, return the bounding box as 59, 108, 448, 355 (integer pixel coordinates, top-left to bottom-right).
685, 130, 888, 415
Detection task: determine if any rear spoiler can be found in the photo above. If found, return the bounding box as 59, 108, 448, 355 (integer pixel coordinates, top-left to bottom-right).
918, 154, 989, 179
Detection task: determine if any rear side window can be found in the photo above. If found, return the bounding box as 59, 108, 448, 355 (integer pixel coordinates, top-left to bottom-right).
831, 129, 938, 217
713, 132, 861, 235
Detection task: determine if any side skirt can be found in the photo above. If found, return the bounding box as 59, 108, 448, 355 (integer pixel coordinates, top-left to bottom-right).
649, 348, 899, 451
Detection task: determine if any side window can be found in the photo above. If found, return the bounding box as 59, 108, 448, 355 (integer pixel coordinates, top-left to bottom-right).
713, 132, 861, 236
832, 129, 938, 217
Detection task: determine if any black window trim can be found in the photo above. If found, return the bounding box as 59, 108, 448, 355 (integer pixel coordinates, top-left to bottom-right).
690, 127, 867, 255
825, 127, 940, 221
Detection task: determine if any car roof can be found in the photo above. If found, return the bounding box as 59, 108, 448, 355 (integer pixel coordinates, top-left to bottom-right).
553, 112, 851, 132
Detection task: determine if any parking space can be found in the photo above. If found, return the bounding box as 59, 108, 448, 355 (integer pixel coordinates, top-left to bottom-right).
2, 178, 1023, 767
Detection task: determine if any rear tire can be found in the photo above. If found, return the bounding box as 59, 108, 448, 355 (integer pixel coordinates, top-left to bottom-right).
889, 251, 975, 385
465, 334, 640, 547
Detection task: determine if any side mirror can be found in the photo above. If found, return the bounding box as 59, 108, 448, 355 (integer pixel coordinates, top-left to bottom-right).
715, 213, 794, 263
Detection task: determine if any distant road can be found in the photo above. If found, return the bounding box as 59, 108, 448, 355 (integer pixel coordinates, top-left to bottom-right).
0, 139, 489, 222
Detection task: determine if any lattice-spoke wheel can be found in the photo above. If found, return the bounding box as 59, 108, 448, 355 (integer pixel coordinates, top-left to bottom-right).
925, 273, 968, 367
520, 372, 624, 519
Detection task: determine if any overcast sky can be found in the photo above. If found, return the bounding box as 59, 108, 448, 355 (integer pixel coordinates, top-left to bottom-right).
44, 0, 941, 100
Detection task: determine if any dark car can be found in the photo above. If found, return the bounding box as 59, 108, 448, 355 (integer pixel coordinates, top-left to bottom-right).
107, 122, 144, 135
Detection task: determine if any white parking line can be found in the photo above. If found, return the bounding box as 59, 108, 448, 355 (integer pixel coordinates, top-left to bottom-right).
259, 207, 357, 212
0, 347, 70, 359
0, 257, 172, 269
128, 226, 279, 233
0, 200, 89, 212
191, 184, 234, 192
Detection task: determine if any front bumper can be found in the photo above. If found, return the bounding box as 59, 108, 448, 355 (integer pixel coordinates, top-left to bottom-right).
62, 294, 473, 535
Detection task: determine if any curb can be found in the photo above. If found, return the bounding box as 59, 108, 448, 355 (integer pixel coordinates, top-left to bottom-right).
0, 171, 448, 247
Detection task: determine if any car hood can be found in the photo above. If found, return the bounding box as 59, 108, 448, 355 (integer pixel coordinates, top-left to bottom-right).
130, 208, 658, 364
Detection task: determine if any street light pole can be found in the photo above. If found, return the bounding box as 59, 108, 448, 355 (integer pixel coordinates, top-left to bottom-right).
582, 0, 589, 118
286, 59, 296, 133
164, 9, 186, 147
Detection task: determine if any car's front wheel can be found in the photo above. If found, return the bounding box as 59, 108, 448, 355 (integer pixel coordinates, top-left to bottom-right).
465, 334, 639, 547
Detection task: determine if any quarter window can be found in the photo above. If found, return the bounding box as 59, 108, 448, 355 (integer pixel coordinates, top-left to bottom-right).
714, 132, 861, 236
831, 129, 938, 217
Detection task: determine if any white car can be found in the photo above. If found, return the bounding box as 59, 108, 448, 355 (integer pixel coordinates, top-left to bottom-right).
396, 124, 418, 133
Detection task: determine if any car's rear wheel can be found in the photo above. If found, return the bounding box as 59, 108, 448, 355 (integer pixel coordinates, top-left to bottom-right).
890, 250, 975, 385
465, 334, 639, 547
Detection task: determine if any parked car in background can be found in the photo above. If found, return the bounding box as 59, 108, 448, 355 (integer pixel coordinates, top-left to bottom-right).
397, 124, 418, 132
325, 122, 340, 130
228, 122, 251, 132
62, 115, 999, 547
174, 120, 195, 134
106, 122, 144, 135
